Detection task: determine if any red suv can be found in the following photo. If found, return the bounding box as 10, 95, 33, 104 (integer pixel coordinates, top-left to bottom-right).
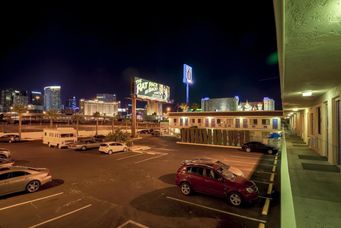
175, 158, 259, 206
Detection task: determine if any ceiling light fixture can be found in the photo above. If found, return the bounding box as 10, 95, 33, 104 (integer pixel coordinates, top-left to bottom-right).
302, 91, 312, 97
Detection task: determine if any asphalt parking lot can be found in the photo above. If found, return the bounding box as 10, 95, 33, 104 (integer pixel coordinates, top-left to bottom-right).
0, 136, 280, 228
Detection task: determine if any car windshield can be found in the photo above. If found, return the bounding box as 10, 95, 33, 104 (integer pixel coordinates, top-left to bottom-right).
215, 161, 236, 181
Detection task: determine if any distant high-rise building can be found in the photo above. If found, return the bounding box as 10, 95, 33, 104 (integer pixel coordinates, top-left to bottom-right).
28, 91, 44, 112
96, 94, 116, 102
0, 89, 15, 112
201, 97, 239, 112
67, 96, 78, 110
80, 99, 119, 116
263, 97, 275, 111
44, 86, 61, 111
13, 90, 29, 106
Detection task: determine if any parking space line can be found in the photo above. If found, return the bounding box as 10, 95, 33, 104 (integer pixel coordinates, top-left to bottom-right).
259, 223, 266, 228
134, 154, 167, 164
272, 166, 276, 173
256, 171, 276, 175
252, 180, 272, 185
166, 196, 267, 224
29, 204, 92, 228
223, 160, 274, 167
269, 173, 275, 182
267, 184, 274, 195
0, 192, 64, 211
258, 195, 272, 200
116, 153, 144, 160
117, 220, 149, 228
262, 198, 270, 216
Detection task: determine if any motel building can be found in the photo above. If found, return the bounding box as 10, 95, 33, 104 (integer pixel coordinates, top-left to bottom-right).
168, 111, 283, 145
273, 1, 341, 228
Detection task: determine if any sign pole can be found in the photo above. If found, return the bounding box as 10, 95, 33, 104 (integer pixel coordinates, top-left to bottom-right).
131, 78, 136, 138
186, 83, 189, 104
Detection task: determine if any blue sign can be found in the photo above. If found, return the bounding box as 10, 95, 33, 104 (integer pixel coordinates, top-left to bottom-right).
183, 64, 193, 84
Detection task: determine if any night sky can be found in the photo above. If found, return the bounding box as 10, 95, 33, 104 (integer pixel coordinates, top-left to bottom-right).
0, 3, 281, 109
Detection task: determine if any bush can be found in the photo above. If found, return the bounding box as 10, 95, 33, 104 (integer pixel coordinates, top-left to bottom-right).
105, 129, 130, 143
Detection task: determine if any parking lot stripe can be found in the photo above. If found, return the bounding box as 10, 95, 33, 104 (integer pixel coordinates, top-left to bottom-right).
116, 153, 144, 160
166, 196, 267, 224
262, 198, 270, 216
0, 192, 64, 211
223, 160, 274, 167
28, 204, 92, 228
252, 180, 273, 185
269, 173, 275, 182
134, 154, 167, 164
259, 222, 266, 228
272, 166, 276, 173
267, 183, 274, 195
117, 220, 149, 228
273, 160, 278, 166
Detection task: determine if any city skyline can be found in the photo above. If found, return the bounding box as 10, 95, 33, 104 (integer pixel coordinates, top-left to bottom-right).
0, 2, 281, 109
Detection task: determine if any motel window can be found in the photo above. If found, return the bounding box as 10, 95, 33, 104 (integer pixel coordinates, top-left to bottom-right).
272, 119, 278, 129
198, 119, 201, 124
235, 119, 240, 128
211, 119, 216, 127
317, 107, 321, 134
192, 119, 195, 124
226, 119, 233, 126
205, 118, 209, 127
251, 119, 258, 125
180, 118, 183, 126
185, 118, 188, 126
242, 119, 248, 128
174, 119, 177, 124
262, 119, 270, 125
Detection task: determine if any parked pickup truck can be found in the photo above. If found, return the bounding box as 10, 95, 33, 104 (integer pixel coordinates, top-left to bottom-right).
68, 138, 103, 151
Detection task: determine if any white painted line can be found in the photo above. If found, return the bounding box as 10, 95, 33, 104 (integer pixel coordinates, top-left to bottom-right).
117, 219, 149, 228
166, 196, 267, 224
134, 154, 167, 164
29, 204, 92, 228
0, 192, 64, 211
223, 160, 274, 167
116, 153, 144, 160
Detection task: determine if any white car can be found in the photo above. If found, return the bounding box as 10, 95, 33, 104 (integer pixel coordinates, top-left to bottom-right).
99, 142, 128, 155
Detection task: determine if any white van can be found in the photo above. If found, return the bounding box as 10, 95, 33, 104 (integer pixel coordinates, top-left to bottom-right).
43, 128, 77, 149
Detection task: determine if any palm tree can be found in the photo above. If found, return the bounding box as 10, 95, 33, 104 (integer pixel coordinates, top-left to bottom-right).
191, 103, 200, 112
12, 104, 27, 140
45, 109, 59, 127
93, 112, 101, 136
179, 103, 189, 112
72, 113, 84, 137
109, 115, 117, 133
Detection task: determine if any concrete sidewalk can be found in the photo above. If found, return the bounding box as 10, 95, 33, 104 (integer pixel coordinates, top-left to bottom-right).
286, 134, 341, 228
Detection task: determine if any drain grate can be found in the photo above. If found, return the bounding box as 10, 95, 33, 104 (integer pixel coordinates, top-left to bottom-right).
298, 155, 327, 161
302, 163, 340, 173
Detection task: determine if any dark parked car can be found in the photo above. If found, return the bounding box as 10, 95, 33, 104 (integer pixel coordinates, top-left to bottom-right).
0, 134, 20, 143
93, 135, 106, 142
151, 130, 161, 136
241, 141, 278, 154
175, 158, 258, 206
138, 129, 154, 134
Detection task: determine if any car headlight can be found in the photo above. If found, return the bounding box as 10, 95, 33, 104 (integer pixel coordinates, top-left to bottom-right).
246, 187, 254, 193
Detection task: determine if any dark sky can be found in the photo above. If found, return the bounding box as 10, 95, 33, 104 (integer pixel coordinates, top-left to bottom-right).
0, 2, 281, 109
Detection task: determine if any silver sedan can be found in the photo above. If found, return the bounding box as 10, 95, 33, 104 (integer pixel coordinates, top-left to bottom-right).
0, 166, 52, 196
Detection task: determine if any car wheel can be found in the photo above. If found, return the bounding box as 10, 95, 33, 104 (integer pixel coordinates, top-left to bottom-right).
108, 150, 113, 155
228, 192, 243, 206
180, 182, 192, 196
81, 146, 87, 151
123, 147, 128, 152
26, 180, 41, 193
9, 139, 13, 143
246, 148, 251, 152
267, 149, 273, 154
0, 154, 7, 159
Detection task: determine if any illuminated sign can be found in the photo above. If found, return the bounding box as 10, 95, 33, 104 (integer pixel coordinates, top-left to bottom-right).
183, 64, 193, 84
135, 77, 170, 103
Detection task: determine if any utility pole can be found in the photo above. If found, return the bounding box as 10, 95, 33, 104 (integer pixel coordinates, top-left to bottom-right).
131, 78, 137, 138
